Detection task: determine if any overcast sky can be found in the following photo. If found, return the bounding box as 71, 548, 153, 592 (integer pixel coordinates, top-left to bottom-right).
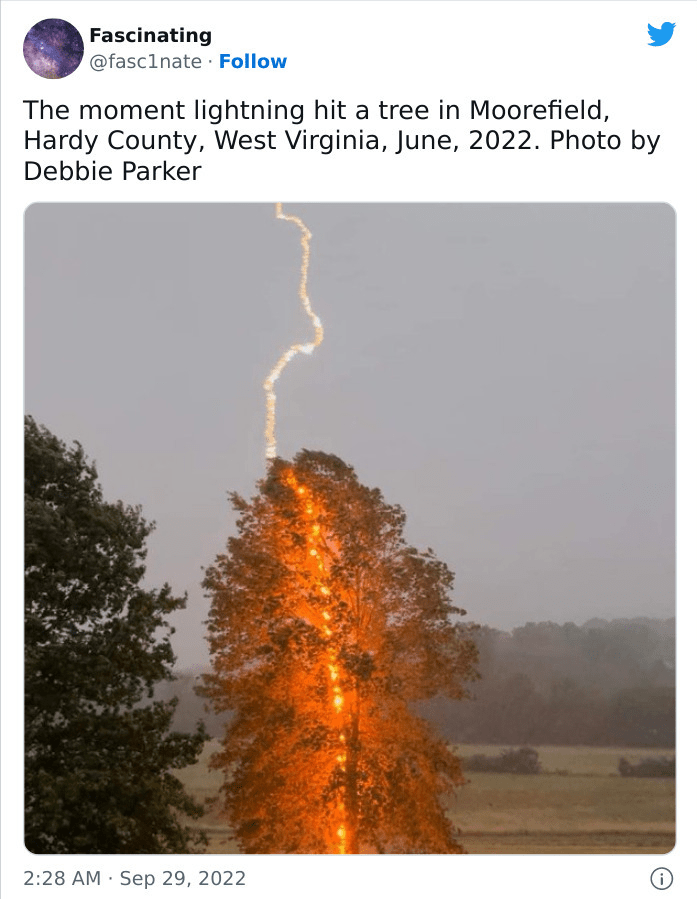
25, 203, 674, 669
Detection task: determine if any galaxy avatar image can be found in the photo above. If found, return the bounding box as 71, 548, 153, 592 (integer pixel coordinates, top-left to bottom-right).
24, 19, 84, 79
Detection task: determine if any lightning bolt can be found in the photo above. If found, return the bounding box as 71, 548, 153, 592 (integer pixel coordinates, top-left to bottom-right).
283, 468, 348, 852
264, 204, 323, 460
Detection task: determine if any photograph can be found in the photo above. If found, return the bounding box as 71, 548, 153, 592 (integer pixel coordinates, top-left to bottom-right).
24, 202, 675, 854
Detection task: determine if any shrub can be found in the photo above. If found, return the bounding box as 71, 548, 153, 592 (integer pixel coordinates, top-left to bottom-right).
463, 747, 541, 774
618, 756, 675, 777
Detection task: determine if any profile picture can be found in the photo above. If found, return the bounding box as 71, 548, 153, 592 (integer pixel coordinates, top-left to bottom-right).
23, 18, 84, 79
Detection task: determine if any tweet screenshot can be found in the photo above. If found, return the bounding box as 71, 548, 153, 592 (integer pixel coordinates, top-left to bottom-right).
1, 0, 695, 896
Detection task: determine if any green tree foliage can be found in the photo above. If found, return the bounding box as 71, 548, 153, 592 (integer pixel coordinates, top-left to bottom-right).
25, 416, 207, 853
202, 450, 479, 853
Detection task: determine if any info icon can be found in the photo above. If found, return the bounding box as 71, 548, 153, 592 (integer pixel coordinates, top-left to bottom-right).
23, 19, 84, 79
650, 868, 673, 890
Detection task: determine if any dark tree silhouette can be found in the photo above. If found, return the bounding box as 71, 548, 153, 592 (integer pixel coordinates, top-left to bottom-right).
25, 416, 207, 853
202, 450, 478, 853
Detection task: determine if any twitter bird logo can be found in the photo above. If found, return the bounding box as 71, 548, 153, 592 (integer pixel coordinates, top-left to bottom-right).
648, 22, 675, 46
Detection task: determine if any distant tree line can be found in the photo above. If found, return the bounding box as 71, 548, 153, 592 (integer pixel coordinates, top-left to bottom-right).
420, 620, 674, 748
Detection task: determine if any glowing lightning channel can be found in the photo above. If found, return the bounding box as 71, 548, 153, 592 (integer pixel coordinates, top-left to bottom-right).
283, 467, 348, 853
264, 204, 324, 460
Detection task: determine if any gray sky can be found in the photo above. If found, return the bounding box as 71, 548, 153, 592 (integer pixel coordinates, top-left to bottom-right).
25, 204, 675, 669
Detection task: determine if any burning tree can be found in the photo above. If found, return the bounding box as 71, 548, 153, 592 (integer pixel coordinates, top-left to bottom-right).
202, 450, 478, 853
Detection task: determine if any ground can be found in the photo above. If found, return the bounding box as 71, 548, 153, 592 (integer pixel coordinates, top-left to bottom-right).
176, 741, 675, 854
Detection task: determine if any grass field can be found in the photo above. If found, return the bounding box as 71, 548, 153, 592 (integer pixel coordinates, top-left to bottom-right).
176, 741, 675, 854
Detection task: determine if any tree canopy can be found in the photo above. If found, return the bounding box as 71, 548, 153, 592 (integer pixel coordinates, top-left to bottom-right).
25, 416, 206, 853
202, 450, 478, 853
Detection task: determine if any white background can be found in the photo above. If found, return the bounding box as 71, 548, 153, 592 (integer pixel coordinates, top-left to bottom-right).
2, 2, 696, 897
